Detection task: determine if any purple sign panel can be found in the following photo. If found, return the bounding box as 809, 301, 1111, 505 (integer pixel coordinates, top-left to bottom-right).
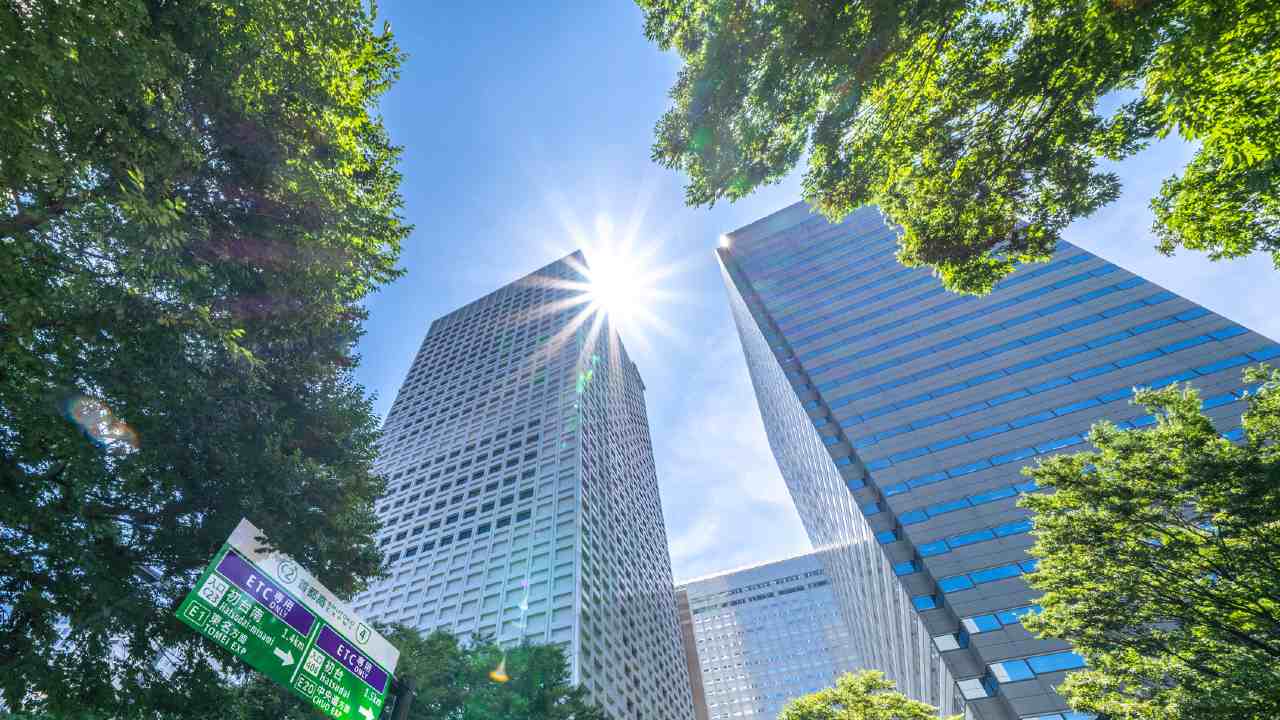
216, 550, 316, 636
315, 625, 389, 693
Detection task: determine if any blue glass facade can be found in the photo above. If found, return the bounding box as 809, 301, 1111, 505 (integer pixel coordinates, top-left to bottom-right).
717, 203, 1276, 720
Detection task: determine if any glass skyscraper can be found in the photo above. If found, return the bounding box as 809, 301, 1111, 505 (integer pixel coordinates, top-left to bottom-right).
353, 252, 695, 720
675, 552, 860, 720
716, 203, 1278, 720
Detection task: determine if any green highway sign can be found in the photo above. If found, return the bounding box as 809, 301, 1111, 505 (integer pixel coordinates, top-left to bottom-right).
177, 519, 399, 720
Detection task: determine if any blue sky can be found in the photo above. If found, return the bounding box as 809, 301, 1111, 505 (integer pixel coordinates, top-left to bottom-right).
357, 2, 1280, 582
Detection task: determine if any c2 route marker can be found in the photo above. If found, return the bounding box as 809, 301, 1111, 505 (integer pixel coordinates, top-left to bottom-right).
176, 519, 399, 720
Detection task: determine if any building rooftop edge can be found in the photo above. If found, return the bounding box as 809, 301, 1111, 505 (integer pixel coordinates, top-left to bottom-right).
674, 548, 820, 587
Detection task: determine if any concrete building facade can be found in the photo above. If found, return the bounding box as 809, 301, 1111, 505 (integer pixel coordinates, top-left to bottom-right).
354, 252, 695, 720
676, 553, 861, 720
716, 203, 1277, 720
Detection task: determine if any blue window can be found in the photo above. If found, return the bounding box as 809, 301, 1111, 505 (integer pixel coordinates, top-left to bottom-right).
1027, 652, 1087, 674
861, 501, 883, 516
1003, 356, 1044, 371
890, 447, 929, 463
994, 519, 1034, 537
928, 436, 967, 452
966, 614, 1002, 633
948, 529, 996, 548
1028, 377, 1071, 394
1148, 370, 1197, 388
918, 541, 949, 556
1115, 350, 1161, 367
927, 499, 971, 517
892, 561, 919, 576
1097, 387, 1132, 402
949, 401, 988, 418
1250, 345, 1280, 361
1035, 435, 1079, 453
970, 486, 1018, 505
1195, 355, 1251, 375
899, 510, 929, 525
845, 476, 866, 491
996, 605, 1040, 625
1019, 558, 1041, 572
1010, 411, 1055, 429
991, 659, 1035, 682
1160, 335, 1212, 353
876, 530, 900, 545
971, 564, 1022, 584
1071, 365, 1114, 381
883, 482, 909, 496
910, 414, 949, 430
949, 459, 991, 477
938, 575, 974, 593
911, 594, 939, 611
908, 472, 948, 489
1209, 325, 1247, 340
1202, 392, 1236, 409
987, 390, 1029, 406
991, 447, 1036, 466
1054, 398, 1101, 415
968, 424, 1010, 441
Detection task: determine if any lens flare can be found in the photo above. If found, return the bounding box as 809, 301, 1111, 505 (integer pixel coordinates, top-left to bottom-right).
489, 655, 509, 683
63, 395, 139, 452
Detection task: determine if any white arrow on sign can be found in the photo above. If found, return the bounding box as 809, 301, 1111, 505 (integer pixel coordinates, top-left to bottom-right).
273, 647, 294, 667
357, 706, 373, 720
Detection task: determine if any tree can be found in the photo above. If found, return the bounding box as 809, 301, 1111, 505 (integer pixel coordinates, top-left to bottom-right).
779, 670, 959, 720
638, 0, 1280, 294
460, 640, 606, 720
0, 1, 407, 716
1021, 366, 1280, 719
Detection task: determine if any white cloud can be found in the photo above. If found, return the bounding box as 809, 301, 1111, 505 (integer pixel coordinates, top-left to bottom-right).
652, 319, 812, 583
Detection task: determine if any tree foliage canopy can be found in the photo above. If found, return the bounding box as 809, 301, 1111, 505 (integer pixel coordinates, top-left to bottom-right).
1022, 366, 1280, 719
778, 670, 959, 720
639, 0, 1280, 293
0, 0, 406, 715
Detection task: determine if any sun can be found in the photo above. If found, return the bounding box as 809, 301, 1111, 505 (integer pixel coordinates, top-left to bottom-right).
548, 211, 683, 357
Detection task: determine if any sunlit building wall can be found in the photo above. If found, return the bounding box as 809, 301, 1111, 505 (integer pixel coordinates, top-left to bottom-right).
716, 203, 1276, 720
354, 252, 695, 720
676, 553, 860, 720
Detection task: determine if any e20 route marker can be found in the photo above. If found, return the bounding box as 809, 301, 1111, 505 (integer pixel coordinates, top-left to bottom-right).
176, 518, 399, 720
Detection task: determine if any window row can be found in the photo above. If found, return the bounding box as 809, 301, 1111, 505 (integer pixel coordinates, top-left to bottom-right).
830, 328, 1269, 433
815, 283, 1176, 395
738, 212, 885, 276
861, 373, 1253, 478
770, 258, 920, 321
754, 237, 897, 304
877, 517, 1034, 555
789, 252, 1096, 352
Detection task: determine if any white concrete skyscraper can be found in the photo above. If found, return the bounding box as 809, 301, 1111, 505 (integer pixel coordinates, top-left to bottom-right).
353, 252, 695, 720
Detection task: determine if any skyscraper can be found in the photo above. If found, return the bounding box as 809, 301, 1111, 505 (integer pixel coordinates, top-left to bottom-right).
675, 552, 861, 720
353, 252, 695, 720
716, 203, 1278, 720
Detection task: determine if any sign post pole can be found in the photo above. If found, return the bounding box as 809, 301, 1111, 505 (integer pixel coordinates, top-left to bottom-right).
388, 676, 416, 720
